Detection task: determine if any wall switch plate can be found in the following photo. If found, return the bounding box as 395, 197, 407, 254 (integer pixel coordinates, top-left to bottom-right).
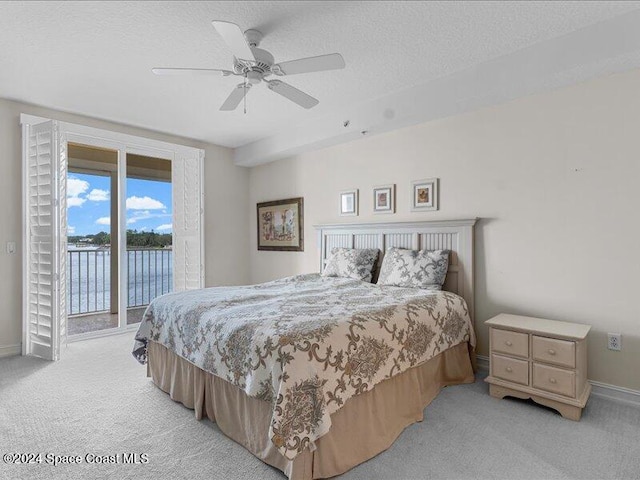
607, 333, 622, 351
6, 241, 16, 254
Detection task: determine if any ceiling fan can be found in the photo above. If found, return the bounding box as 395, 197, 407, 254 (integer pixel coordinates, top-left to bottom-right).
152, 21, 346, 111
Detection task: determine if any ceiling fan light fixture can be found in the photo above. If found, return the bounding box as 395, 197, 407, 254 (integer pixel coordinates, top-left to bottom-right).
155, 20, 345, 111
246, 71, 262, 84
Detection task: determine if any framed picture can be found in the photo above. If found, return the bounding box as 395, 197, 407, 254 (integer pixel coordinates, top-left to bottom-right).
373, 184, 395, 214
411, 178, 439, 211
257, 197, 304, 251
340, 189, 359, 216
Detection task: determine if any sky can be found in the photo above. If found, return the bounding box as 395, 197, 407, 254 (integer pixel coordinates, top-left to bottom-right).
67, 172, 172, 236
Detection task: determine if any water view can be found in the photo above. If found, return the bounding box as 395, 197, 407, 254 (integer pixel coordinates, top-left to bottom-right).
67, 247, 173, 315
67, 166, 173, 324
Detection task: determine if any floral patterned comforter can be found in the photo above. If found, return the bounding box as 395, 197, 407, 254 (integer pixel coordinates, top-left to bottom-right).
133, 273, 475, 460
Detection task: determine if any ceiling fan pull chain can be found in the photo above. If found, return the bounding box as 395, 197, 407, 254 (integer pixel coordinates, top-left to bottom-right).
244, 73, 247, 114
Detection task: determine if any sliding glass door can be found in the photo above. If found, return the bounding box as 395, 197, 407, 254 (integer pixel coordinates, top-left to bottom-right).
22, 115, 204, 358
66, 143, 117, 336
125, 155, 173, 326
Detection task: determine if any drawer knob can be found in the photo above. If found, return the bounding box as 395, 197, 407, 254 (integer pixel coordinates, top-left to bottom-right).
549, 377, 557, 384
505, 366, 513, 373
548, 349, 556, 355
505, 341, 513, 347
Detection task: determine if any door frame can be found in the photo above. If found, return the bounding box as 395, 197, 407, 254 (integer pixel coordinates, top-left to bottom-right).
21, 114, 205, 345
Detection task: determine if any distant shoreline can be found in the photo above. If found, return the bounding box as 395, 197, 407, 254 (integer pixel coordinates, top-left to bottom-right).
68, 245, 173, 251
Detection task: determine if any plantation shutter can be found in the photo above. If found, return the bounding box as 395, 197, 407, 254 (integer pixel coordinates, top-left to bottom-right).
172, 148, 204, 291
23, 120, 67, 360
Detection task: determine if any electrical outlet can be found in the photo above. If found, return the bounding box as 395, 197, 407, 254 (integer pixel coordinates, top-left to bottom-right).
607, 333, 622, 351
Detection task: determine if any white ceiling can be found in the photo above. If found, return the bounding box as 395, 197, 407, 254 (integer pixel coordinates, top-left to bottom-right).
1, 1, 640, 164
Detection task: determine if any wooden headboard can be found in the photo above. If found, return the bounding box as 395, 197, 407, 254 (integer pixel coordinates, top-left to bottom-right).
314, 219, 478, 321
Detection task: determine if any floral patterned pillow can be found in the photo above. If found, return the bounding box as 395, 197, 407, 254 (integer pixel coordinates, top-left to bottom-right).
321, 248, 379, 283
377, 248, 449, 290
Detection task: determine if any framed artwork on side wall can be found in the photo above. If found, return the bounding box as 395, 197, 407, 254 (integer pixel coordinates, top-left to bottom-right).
373, 184, 395, 214
257, 197, 304, 251
340, 189, 359, 216
411, 178, 439, 212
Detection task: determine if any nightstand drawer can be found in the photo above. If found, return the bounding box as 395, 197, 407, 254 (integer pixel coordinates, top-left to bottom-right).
491, 328, 528, 358
491, 354, 529, 385
533, 363, 575, 398
532, 336, 575, 368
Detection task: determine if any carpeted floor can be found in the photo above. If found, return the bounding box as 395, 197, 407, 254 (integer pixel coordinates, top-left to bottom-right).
0, 333, 638, 480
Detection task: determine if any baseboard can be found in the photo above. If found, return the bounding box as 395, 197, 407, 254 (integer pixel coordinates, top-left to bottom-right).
476, 354, 489, 373
0, 343, 21, 358
589, 381, 640, 407
475, 354, 640, 407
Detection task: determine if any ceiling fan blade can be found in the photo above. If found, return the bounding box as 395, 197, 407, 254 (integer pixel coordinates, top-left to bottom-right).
273, 53, 345, 76
152, 67, 233, 76
220, 83, 252, 111
267, 80, 319, 109
212, 20, 255, 62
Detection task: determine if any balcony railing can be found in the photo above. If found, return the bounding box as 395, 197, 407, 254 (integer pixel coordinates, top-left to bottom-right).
67, 248, 173, 316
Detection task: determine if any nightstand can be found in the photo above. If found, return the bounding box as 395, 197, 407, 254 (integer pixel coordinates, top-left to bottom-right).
484, 313, 591, 420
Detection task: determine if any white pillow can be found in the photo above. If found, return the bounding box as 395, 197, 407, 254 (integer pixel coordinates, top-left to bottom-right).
377, 248, 449, 289
321, 248, 379, 282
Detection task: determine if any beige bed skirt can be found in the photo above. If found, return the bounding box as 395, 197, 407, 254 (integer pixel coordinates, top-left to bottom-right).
148, 341, 475, 479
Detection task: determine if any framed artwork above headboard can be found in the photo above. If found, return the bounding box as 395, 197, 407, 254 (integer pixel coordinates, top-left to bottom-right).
314, 219, 478, 321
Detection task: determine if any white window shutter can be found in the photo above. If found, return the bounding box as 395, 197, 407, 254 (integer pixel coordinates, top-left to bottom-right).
23, 120, 67, 360
57, 133, 68, 347
172, 148, 204, 291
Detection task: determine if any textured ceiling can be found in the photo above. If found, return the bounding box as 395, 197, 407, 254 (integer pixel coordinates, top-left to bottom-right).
1, 1, 639, 149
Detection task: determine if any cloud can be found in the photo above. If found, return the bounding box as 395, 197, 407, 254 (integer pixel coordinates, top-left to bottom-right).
67, 176, 90, 207
96, 216, 111, 226
127, 210, 151, 225
67, 197, 86, 208
68, 225, 76, 235
67, 177, 89, 197
87, 189, 109, 202
126, 196, 165, 210
156, 224, 172, 231
127, 210, 170, 225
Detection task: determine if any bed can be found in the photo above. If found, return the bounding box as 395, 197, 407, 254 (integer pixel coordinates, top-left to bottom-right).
133, 219, 478, 479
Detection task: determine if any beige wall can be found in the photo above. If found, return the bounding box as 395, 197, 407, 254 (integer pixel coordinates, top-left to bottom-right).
249, 69, 640, 390
0, 98, 250, 355
3, 68, 639, 390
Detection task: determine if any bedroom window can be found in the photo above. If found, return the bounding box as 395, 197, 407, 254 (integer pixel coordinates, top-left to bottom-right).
21, 116, 204, 360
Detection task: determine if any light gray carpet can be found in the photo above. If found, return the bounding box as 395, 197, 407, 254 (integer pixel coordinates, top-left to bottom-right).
1, 333, 638, 480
